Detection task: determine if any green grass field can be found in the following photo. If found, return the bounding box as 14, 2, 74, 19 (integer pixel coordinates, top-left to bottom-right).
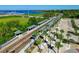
0, 15, 29, 24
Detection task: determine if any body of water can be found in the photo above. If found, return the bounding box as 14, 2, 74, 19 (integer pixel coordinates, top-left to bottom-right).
0, 10, 43, 14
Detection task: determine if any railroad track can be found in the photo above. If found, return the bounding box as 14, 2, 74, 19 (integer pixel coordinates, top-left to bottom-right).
0, 14, 63, 53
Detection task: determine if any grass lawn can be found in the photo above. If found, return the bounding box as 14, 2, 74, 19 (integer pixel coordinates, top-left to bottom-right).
0, 15, 29, 24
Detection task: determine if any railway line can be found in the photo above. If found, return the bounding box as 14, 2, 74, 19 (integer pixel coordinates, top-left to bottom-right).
0, 14, 63, 53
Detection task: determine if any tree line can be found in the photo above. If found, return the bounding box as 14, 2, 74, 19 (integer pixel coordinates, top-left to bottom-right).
43, 10, 79, 18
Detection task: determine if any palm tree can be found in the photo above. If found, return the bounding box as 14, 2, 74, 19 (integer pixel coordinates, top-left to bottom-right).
54, 29, 64, 53
66, 33, 71, 43
55, 41, 63, 53
60, 29, 64, 33
60, 29, 64, 41
55, 33, 63, 53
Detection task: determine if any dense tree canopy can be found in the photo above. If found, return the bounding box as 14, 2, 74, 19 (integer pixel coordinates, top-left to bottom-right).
43, 10, 79, 18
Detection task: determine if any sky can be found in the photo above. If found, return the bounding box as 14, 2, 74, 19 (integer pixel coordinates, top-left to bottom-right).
0, 5, 79, 10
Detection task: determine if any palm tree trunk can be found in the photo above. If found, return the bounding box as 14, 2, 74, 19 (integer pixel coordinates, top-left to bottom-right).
57, 48, 59, 53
